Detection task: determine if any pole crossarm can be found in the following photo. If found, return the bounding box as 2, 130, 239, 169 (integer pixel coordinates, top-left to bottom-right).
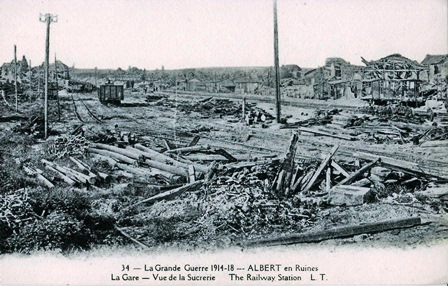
39, 13, 58, 23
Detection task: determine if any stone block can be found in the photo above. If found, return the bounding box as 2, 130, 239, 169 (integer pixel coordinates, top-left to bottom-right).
329, 185, 373, 206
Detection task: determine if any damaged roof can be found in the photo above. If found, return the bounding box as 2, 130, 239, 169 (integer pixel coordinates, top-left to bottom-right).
421, 54, 448, 66
362, 54, 425, 70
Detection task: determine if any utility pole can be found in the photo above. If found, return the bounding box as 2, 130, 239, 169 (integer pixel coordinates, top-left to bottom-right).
14, 45, 18, 112
55, 53, 61, 121
273, 0, 281, 123
37, 68, 40, 99
95, 67, 98, 87
39, 13, 57, 139
29, 60, 32, 102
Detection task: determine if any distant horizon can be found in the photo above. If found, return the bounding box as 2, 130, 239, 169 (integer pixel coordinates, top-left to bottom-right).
5, 52, 443, 72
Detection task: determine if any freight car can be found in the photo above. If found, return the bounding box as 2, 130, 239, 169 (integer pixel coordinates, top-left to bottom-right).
98, 82, 124, 104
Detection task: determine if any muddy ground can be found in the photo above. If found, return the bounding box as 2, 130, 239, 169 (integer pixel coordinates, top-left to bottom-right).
0, 90, 447, 254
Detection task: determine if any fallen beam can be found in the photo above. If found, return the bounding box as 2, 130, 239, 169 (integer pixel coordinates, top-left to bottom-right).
298, 127, 357, 141
331, 160, 350, 178
302, 145, 339, 192
334, 159, 379, 187
244, 217, 421, 247
165, 145, 210, 154
420, 140, 448, 148
114, 225, 150, 249
126, 180, 204, 209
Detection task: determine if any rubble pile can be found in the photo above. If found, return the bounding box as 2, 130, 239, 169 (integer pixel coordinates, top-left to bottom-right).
13, 116, 45, 137
46, 135, 89, 158
287, 107, 448, 145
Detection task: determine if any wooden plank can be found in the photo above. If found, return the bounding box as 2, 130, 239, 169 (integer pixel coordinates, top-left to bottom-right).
282, 133, 299, 194
334, 159, 379, 187
302, 145, 339, 192
213, 148, 238, 162
420, 140, 448, 148
126, 180, 204, 209
187, 135, 201, 147
188, 165, 196, 183
326, 167, 331, 192
165, 145, 210, 154
331, 160, 350, 178
244, 217, 421, 247
298, 127, 357, 141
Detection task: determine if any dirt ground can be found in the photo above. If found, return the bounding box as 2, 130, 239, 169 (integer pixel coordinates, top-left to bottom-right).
0, 90, 447, 253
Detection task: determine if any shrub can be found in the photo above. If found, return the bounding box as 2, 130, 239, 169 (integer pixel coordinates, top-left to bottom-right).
6, 210, 93, 253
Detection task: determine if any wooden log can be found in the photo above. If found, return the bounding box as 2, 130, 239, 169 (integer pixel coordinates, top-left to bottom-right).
91, 146, 188, 177
132, 144, 208, 173
41, 159, 84, 184
298, 127, 357, 141
89, 147, 188, 177
116, 163, 181, 182
69, 157, 98, 181
244, 217, 422, 247
44, 165, 76, 186
23, 166, 54, 188
334, 159, 379, 187
88, 148, 136, 164
302, 145, 339, 192
115, 170, 134, 178
92, 153, 118, 165
126, 180, 204, 209
61, 165, 95, 185
91, 143, 144, 161
59, 166, 90, 184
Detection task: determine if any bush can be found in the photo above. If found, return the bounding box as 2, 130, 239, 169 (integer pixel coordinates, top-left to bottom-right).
6, 210, 93, 253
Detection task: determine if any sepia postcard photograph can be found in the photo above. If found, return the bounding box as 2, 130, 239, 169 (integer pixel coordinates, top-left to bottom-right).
0, 0, 447, 285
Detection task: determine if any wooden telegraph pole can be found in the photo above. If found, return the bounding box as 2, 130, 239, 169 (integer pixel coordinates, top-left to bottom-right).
29, 60, 32, 102
55, 53, 61, 121
14, 45, 18, 112
39, 13, 57, 139
273, 0, 281, 123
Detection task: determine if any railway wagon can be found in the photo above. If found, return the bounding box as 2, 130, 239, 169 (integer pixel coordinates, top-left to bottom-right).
98, 84, 124, 104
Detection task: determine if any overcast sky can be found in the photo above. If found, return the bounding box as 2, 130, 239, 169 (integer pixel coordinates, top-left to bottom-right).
0, 0, 447, 70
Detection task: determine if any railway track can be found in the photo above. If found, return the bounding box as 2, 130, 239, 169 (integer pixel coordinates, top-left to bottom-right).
71, 94, 102, 123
